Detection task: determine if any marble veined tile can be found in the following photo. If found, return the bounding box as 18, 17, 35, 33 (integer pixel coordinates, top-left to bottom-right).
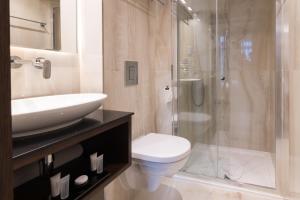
182, 143, 275, 188
131, 176, 285, 200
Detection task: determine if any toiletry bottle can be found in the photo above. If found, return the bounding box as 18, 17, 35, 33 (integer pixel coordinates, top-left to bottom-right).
60, 174, 70, 200
40, 154, 54, 178
39, 154, 56, 199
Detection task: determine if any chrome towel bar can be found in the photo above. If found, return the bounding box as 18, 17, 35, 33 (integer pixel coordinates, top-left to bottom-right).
10, 16, 47, 27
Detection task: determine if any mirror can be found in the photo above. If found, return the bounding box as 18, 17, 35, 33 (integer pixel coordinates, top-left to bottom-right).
10, 0, 77, 52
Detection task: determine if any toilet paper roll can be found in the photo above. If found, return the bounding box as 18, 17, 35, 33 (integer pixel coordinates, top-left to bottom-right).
162, 89, 173, 104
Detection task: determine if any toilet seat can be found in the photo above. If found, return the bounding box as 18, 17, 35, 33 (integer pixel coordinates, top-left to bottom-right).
132, 133, 191, 163
123, 133, 191, 191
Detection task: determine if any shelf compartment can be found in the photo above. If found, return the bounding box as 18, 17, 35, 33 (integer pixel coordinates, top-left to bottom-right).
13, 110, 133, 200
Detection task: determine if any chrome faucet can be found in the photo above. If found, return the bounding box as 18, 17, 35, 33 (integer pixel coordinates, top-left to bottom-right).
11, 56, 52, 79
33, 57, 51, 79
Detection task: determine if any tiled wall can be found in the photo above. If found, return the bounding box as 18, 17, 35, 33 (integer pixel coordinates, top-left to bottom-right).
149, 0, 173, 135
10, 46, 80, 99
177, 0, 276, 152
103, 0, 156, 141
280, 0, 300, 197
103, 0, 173, 140
221, 0, 276, 152
102, 0, 172, 199
177, 6, 216, 147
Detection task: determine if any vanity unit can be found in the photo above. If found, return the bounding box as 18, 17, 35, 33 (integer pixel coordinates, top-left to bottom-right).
13, 110, 133, 200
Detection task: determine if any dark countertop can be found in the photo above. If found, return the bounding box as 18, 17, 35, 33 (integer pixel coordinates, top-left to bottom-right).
13, 109, 133, 170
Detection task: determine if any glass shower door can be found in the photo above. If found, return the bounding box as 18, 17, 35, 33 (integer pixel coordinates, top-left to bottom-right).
176, 0, 219, 178
175, 0, 276, 188
214, 0, 276, 188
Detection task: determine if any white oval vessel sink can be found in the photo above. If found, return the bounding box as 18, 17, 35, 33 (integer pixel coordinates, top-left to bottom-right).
12, 93, 107, 138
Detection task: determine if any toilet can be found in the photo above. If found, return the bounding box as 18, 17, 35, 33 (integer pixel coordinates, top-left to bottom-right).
123, 133, 191, 192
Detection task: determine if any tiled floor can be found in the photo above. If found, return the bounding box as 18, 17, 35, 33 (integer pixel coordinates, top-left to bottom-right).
182, 143, 276, 188
132, 176, 285, 200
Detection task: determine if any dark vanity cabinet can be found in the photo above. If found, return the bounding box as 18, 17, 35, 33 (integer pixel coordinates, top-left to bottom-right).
13, 110, 133, 200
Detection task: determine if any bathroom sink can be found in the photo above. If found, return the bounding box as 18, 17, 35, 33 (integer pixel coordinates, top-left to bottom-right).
12, 93, 107, 138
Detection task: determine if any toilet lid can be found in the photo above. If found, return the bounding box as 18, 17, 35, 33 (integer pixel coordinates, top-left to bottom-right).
132, 133, 191, 163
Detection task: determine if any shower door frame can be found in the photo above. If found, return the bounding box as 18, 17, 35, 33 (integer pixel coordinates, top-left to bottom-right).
275, 0, 290, 196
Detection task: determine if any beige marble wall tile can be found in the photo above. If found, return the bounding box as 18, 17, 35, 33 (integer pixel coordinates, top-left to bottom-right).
177, 8, 217, 146
148, 0, 173, 134
279, 0, 300, 197
103, 0, 173, 199
103, 0, 173, 137
177, 0, 276, 152
103, 0, 156, 140
103, 0, 153, 198
11, 46, 80, 99
131, 176, 286, 200
289, 69, 300, 197
220, 0, 276, 152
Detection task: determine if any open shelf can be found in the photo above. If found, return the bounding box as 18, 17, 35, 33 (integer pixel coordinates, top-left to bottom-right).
13, 110, 133, 200
14, 160, 129, 200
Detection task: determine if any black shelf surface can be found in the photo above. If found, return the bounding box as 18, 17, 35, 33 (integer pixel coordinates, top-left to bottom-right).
13, 110, 133, 170
14, 155, 129, 200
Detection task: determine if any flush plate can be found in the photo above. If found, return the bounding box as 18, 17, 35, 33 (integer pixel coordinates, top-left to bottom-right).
125, 61, 138, 86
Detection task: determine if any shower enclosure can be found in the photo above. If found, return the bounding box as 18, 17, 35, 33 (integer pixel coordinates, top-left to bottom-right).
174, 0, 276, 188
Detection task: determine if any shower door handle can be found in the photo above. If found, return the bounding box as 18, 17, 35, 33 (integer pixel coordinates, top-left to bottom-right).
171, 64, 174, 81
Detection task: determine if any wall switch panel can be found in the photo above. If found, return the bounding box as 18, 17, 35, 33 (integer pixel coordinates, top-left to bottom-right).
125, 61, 138, 86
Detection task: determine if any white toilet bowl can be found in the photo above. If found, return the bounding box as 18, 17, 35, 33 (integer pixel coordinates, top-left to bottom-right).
124, 133, 191, 192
